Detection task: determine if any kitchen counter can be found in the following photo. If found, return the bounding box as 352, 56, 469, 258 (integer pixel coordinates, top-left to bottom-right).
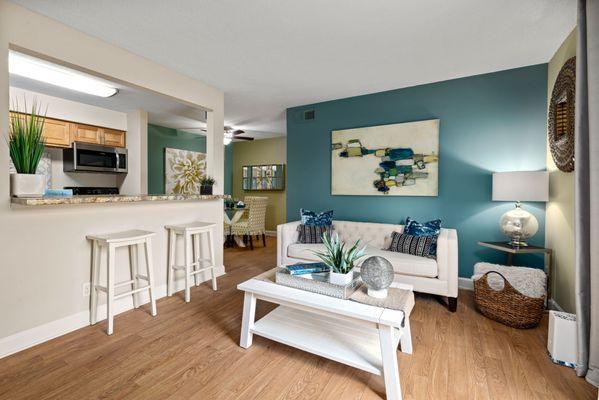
11, 194, 229, 206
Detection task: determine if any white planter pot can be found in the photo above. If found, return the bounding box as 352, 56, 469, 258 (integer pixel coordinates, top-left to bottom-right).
10, 173, 45, 198
329, 270, 353, 286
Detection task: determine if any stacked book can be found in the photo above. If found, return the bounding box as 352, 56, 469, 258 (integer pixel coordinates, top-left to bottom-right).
286, 262, 330, 275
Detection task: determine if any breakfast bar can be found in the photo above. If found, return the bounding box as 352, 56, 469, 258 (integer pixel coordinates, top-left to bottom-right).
2, 194, 227, 347
10, 194, 227, 206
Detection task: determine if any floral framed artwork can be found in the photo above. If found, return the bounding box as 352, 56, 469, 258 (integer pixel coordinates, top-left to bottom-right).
164, 147, 206, 194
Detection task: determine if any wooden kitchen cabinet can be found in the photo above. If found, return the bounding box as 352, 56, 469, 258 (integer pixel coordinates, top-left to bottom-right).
102, 128, 126, 147
9, 113, 71, 148
70, 123, 103, 145
70, 124, 126, 147
42, 118, 71, 147
9, 112, 126, 148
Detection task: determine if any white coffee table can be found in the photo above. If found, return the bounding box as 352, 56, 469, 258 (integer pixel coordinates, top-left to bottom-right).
237, 273, 414, 400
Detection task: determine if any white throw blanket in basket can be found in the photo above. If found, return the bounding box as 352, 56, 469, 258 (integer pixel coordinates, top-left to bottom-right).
472, 262, 546, 299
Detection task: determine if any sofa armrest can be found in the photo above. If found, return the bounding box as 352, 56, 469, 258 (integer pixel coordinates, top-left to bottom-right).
436, 228, 459, 298
277, 221, 301, 265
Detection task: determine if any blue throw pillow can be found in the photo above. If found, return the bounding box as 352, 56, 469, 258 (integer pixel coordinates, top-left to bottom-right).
403, 217, 442, 257
300, 208, 333, 226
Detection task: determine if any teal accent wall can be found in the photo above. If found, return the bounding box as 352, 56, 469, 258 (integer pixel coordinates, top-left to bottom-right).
286, 64, 548, 278
148, 124, 233, 195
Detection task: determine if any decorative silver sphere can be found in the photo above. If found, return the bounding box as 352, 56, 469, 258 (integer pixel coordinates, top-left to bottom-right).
360, 256, 394, 298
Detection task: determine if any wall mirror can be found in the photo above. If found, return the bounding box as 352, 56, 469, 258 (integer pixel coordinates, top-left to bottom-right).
548, 56, 576, 172
242, 164, 285, 191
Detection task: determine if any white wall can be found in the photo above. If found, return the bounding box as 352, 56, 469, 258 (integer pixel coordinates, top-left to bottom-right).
0, 1, 224, 350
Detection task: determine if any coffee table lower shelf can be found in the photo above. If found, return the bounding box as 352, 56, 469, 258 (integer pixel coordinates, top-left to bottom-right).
251, 305, 402, 375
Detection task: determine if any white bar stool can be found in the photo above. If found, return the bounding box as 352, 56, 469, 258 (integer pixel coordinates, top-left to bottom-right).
166, 221, 217, 302
87, 229, 158, 335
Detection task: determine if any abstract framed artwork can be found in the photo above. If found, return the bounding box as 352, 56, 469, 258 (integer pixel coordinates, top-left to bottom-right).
331, 119, 439, 196
164, 147, 206, 194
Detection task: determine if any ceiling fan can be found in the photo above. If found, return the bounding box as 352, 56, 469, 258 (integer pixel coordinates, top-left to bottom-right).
224, 127, 253, 145
197, 126, 254, 145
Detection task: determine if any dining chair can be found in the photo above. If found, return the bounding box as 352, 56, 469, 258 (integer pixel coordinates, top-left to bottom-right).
231, 196, 268, 250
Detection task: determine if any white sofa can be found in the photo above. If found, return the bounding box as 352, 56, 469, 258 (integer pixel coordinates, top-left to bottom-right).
277, 220, 459, 311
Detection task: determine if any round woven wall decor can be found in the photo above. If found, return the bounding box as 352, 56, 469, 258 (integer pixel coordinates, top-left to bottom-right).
548, 56, 576, 172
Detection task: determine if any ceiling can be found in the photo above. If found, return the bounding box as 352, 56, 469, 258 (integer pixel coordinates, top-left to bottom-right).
11, 0, 576, 137
10, 73, 209, 133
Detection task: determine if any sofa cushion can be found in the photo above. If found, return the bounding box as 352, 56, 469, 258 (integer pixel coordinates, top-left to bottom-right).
388, 232, 434, 258
300, 208, 333, 226
404, 217, 442, 257
287, 243, 438, 278
297, 224, 333, 244
361, 247, 438, 278
287, 243, 326, 261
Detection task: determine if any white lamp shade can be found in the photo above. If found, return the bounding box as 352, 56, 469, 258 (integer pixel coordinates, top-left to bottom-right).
492, 171, 549, 202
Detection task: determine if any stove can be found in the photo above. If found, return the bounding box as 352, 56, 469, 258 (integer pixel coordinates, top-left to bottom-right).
64, 186, 119, 196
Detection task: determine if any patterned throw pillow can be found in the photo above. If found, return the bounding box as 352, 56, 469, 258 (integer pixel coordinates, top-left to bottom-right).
388, 232, 434, 258
403, 217, 441, 257
297, 224, 333, 244
300, 208, 333, 226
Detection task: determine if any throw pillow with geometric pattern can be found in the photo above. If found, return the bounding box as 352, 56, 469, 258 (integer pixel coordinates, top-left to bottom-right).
297, 224, 333, 244
388, 231, 434, 258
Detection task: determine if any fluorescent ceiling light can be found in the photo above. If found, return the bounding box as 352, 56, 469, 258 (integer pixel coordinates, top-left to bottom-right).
9, 51, 118, 98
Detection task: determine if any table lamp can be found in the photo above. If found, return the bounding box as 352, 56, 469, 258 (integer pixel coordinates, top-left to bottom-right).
492, 171, 549, 247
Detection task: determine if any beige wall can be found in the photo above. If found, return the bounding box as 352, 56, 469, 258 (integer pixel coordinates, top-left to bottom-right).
232, 137, 286, 231
0, 0, 224, 355
546, 29, 576, 312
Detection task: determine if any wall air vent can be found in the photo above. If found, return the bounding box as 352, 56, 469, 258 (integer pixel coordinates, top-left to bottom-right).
303, 109, 316, 121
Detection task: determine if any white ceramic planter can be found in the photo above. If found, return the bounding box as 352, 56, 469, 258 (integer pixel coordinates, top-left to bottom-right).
10, 173, 45, 198
329, 270, 353, 286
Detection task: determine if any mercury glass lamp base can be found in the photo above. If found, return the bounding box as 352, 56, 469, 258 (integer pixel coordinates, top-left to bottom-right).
509, 239, 529, 247
367, 288, 388, 299
500, 202, 539, 248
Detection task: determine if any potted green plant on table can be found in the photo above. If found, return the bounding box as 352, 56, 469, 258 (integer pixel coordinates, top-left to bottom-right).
313, 232, 366, 286
199, 175, 216, 195
8, 102, 46, 198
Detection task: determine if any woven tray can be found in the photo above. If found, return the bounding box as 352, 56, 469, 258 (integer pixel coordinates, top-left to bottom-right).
275, 267, 362, 299
474, 271, 544, 329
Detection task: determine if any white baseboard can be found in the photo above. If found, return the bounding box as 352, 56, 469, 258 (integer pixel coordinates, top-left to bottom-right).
458, 277, 473, 291
265, 230, 277, 237
0, 266, 225, 359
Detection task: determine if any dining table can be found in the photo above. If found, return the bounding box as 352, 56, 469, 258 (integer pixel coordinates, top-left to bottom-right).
224, 206, 250, 247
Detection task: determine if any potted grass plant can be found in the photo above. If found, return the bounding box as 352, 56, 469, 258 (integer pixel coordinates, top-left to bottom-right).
8, 101, 47, 198
199, 175, 216, 195
313, 232, 366, 285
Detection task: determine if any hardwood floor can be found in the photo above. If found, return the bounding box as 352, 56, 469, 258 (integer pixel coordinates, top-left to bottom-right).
0, 236, 596, 399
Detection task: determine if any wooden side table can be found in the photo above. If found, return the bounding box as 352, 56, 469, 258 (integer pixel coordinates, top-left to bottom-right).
477, 241, 553, 300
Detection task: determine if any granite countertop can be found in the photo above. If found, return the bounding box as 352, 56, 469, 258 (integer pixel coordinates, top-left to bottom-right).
11, 194, 229, 206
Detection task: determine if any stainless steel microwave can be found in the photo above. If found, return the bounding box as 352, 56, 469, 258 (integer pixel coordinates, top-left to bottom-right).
63, 142, 127, 173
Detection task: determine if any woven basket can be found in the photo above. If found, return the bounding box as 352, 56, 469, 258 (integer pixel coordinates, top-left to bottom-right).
473, 271, 544, 329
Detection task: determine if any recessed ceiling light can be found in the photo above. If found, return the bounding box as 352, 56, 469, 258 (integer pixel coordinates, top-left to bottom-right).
9, 51, 119, 98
